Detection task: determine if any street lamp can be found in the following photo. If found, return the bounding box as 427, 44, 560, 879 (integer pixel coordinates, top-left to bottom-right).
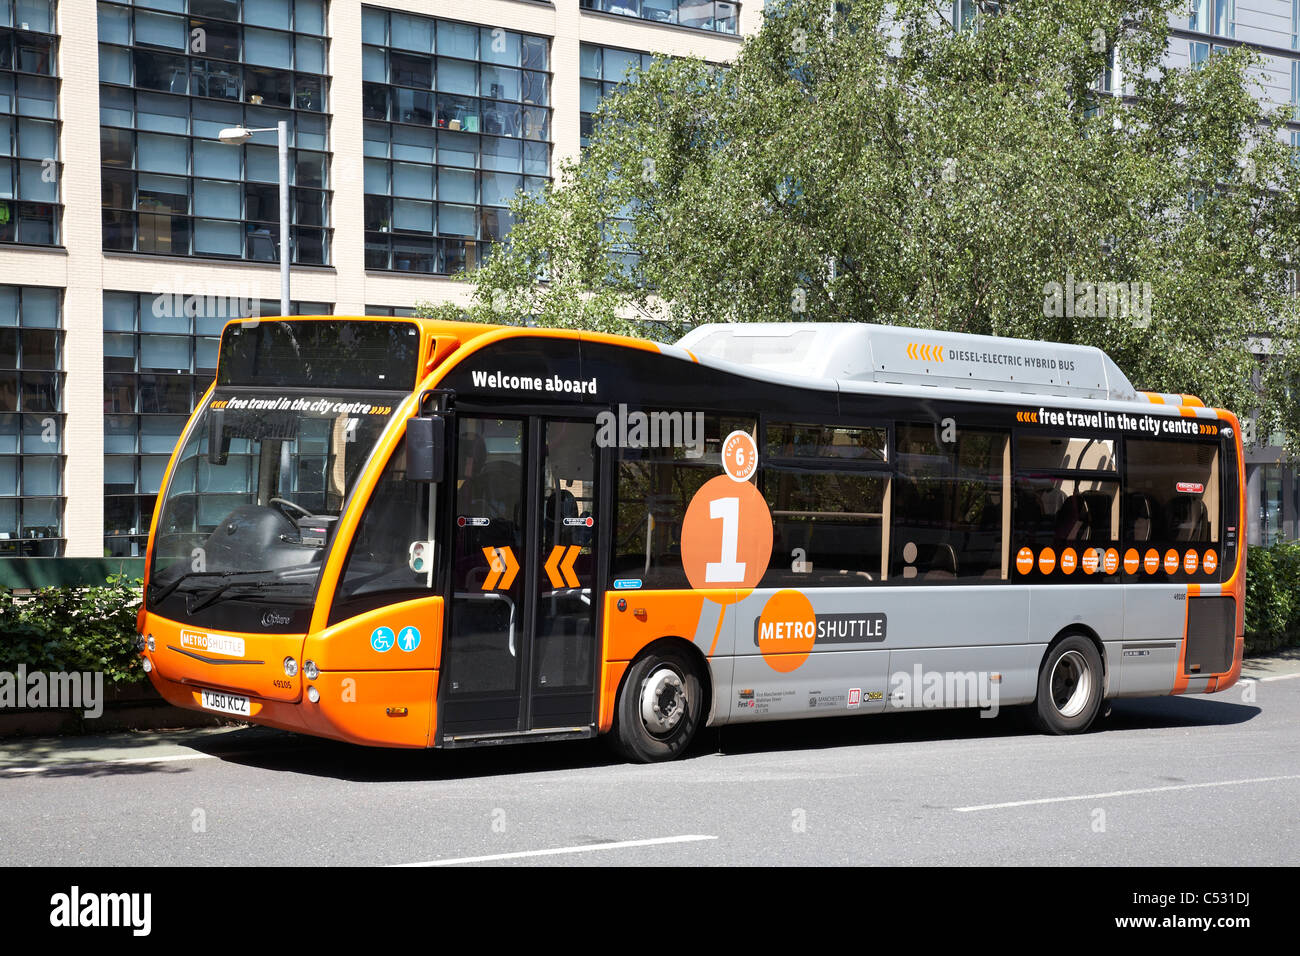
217, 121, 290, 317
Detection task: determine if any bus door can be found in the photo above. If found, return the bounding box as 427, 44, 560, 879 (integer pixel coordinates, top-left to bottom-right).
439, 414, 603, 741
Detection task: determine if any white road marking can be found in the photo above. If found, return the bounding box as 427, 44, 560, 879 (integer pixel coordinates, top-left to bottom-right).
955, 774, 1300, 812
1242, 673, 1300, 683
394, 834, 719, 867
0, 752, 217, 775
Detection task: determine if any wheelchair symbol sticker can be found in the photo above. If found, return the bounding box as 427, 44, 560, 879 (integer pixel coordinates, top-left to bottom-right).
397, 626, 421, 652
370, 626, 395, 653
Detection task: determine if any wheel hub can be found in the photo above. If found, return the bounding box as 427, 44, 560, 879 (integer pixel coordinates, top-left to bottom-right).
1050, 649, 1092, 719
640, 667, 687, 737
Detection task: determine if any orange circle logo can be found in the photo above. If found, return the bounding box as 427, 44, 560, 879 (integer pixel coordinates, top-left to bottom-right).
721, 430, 759, 482
1163, 549, 1180, 574
1016, 547, 1034, 575
755, 589, 817, 672
1081, 549, 1100, 575
1183, 549, 1198, 574
681, 474, 773, 597
1038, 547, 1056, 574
1144, 549, 1160, 574
1203, 550, 1218, 574
1103, 548, 1119, 575
1124, 548, 1140, 574
1060, 548, 1077, 575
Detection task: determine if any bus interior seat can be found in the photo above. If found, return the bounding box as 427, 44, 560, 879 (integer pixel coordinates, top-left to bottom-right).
1038, 486, 1067, 519
925, 543, 958, 579
1054, 494, 1091, 542
1081, 492, 1114, 542
1168, 496, 1210, 542
1125, 492, 1155, 541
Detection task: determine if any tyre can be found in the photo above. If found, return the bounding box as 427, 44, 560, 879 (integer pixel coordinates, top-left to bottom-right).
1032, 635, 1104, 735
612, 648, 705, 763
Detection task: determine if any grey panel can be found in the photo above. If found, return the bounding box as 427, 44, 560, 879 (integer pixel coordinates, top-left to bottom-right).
706, 653, 734, 727
1108, 641, 1179, 698
1029, 585, 1124, 646
885, 644, 1042, 711
1122, 585, 1187, 641
729, 585, 1031, 652
728, 649, 891, 723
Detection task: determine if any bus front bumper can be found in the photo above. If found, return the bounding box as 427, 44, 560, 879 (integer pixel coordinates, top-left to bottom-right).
146, 666, 438, 749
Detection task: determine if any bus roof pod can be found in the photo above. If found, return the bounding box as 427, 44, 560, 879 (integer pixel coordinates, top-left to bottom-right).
674, 322, 1144, 403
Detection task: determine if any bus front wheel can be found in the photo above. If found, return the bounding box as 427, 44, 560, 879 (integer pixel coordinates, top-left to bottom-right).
613, 648, 704, 763
1033, 635, 1104, 735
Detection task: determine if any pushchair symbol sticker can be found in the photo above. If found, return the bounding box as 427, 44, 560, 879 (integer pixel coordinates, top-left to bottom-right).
397, 626, 421, 652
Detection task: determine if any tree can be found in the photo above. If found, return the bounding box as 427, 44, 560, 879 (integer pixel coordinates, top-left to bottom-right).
420, 0, 1300, 453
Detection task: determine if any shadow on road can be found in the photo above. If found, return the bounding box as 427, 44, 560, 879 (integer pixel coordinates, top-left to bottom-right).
171, 691, 1260, 782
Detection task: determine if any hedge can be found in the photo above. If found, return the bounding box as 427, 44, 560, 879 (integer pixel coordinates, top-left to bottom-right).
1244, 541, 1300, 655
0, 574, 143, 685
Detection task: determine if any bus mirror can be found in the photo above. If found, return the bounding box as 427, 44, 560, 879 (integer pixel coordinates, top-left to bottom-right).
207, 407, 230, 466
406, 415, 444, 483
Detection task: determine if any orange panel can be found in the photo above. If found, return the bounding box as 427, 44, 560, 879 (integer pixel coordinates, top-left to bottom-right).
602, 589, 732, 661
142, 612, 305, 703
305, 597, 443, 671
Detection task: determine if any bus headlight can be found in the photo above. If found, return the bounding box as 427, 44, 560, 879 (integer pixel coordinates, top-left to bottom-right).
142, 658, 153, 674
303, 660, 318, 681
283, 657, 298, 677
146, 634, 155, 653
307, 686, 320, 704
134, 634, 145, 651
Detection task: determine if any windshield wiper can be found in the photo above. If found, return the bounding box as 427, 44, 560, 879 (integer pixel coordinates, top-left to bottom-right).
184, 579, 316, 615
148, 568, 290, 607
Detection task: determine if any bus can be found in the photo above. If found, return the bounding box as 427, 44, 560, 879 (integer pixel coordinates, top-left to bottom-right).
138, 318, 1245, 762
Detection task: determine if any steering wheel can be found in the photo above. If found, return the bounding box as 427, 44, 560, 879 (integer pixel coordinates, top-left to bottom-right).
270, 497, 314, 522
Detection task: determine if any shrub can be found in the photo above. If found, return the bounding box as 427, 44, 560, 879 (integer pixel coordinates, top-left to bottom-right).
1244, 542, 1300, 655
0, 574, 143, 684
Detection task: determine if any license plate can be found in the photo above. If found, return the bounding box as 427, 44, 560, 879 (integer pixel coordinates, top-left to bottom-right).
200, 689, 251, 717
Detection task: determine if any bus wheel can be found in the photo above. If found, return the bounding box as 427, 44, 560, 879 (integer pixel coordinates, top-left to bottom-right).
613, 649, 703, 763
1033, 635, 1103, 735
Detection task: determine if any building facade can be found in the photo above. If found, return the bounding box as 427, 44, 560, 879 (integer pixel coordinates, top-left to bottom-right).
0, 0, 1294, 565
0, 0, 758, 562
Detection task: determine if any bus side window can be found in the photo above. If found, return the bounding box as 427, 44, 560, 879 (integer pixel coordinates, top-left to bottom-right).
1013, 434, 1120, 579
610, 412, 755, 589
761, 421, 888, 587
891, 425, 1008, 582
329, 438, 432, 624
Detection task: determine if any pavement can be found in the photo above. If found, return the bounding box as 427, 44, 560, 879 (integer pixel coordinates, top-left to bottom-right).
1, 653, 1297, 866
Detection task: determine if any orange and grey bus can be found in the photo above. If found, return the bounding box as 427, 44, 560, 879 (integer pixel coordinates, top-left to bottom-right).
138, 318, 1245, 761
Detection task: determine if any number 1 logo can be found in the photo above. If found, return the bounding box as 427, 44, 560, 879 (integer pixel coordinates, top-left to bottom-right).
681, 475, 773, 595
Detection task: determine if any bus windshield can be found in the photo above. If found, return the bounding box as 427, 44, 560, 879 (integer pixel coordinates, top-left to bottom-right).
146, 389, 405, 623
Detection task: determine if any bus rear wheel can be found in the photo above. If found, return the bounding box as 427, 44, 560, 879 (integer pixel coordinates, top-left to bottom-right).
1033, 635, 1104, 735
612, 648, 704, 763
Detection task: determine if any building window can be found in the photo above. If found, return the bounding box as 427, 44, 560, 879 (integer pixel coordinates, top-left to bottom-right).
102, 290, 330, 556
579, 0, 738, 35
580, 44, 656, 149
954, 0, 978, 31
0, 284, 63, 556
1190, 0, 1233, 39
365, 304, 417, 316
0, 0, 59, 245
97, 0, 331, 264
361, 7, 550, 275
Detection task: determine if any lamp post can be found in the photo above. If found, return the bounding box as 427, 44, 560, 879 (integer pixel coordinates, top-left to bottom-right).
217, 121, 290, 317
